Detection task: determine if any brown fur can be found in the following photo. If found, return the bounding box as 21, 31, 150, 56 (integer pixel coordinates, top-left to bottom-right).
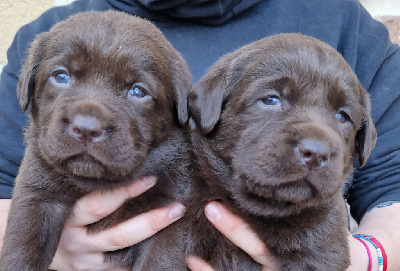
187, 34, 377, 271
0, 11, 192, 270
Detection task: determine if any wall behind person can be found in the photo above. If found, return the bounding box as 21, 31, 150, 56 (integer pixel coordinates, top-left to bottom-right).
0, 0, 75, 72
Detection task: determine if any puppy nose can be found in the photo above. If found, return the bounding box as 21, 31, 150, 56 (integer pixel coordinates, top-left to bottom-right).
69, 115, 105, 142
298, 138, 330, 170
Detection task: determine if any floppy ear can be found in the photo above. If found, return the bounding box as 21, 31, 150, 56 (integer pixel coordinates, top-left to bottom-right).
17, 32, 49, 113
168, 57, 192, 126
188, 57, 242, 134
355, 86, 377, 167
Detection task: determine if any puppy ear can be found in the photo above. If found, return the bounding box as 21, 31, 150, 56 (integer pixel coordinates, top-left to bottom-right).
189, 59, 240, 134
355, 86, 377, 167
169, 58, 192, 126
17, 32, 49, 113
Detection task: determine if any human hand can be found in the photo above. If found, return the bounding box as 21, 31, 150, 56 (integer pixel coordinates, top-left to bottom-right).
186, 201, 278, 271
186, 201, 376, 271
49, 176, 186, 271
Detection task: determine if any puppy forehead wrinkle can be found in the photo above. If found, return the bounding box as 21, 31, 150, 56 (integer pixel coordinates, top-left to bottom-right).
63, 39, 153, 69
284, 69, 355, 112
326, 86, 350, 110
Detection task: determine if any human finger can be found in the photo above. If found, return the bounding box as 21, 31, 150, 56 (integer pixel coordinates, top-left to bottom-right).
186, 255, 215, 271
204, 201, 277, 269
50, 250, 127, 271
67, 176, 157, 226
81, 202, 186, 252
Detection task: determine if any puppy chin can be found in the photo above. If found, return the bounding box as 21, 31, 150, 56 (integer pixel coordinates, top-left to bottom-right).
232, 188, 300, 217
66, 154, 105, 179
233, 174, 337, 217
244, 178, 314, 204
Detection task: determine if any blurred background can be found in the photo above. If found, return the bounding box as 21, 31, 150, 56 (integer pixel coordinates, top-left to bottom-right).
0, 0, 399, 73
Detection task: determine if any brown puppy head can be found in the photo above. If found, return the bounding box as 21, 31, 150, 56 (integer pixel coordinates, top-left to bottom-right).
17, 11, 192, 186
189, 34, 376, 217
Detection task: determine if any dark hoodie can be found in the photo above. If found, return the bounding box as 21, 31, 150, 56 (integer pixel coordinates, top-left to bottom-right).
0, 0, 399, 222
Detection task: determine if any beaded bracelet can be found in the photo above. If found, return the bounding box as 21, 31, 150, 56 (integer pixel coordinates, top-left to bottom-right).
352, 235, 372, 271
351, 234, 387, 271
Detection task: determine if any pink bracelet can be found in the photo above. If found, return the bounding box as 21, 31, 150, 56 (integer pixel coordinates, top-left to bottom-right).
353, 235, 372, 271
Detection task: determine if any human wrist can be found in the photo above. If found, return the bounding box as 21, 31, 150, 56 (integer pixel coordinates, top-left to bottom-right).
352, 235, 372, 271
0, 199, 11, 253
348, 234, 376, 271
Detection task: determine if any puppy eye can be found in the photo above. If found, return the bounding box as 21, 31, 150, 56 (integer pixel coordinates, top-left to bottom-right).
335, 111, 350, 123
261, 95, 281, 106
127, 83, 148, 99
54, 72, 70, 85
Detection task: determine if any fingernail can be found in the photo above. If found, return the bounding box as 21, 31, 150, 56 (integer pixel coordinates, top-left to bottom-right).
140, 176, 157, 188
169, 203, 186, 220
205, 203, 221, 220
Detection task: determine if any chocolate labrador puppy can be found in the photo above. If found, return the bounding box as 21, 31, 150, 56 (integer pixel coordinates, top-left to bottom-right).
0, 11, 192, 270
187, 34, 376, 270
